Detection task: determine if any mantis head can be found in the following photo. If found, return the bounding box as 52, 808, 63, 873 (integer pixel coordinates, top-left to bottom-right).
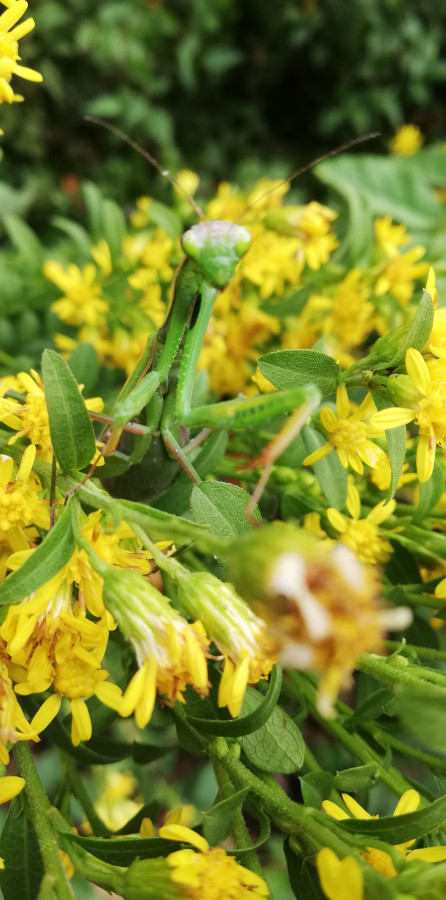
181, 221, 252, 290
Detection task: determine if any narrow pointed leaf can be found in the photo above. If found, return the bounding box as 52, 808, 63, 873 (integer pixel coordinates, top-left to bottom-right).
41, 349, 96, 472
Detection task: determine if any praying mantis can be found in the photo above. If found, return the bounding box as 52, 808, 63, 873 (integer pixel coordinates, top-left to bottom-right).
86, 120, 376, 505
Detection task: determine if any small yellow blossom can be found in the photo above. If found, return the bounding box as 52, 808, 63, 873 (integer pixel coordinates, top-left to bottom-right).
130, 196, 152, 229
241, 229, 303, 299
102, 568, 210, 727
374, 217, 411, 257
316, 848, 363, 900
175, 169, 200, 198
91, 240, 112, 276
0, 368, 104, 464
0, 445, 49, 550
370, 454, 416, 492
265, 202, 339, 271
96, 770, 142, 832
391, 124, 423, 156
44, 260, 109, 327
327, 478, 395, 565
303, 386, 385, 475
371, 348, 446, 483
175, 571, 276, 717
0, 646, 37, 763
374, 245, 428, 307
0, 0, 42, 107
323, 790, 446, 877
160, 825, 270, 898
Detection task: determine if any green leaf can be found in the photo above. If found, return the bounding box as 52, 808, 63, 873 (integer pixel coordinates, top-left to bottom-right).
316, 154, 442, 231
65, 832, 182, 866
41, 349, 96, 472
300, 771, 334, 809
333, 764, 380, 792
347, 688, 394, 726
258, 350, 339, 396
102, 198, 126, 260
385, 426, 407, 502
118, 497, 222, 550
230, 805, 271, 856
284, 839, 325, 900
340, 792, 446, 843
0, 505, 75, 607
202, 787, 250, 846
402, 288, 434, 356
148, 199, 183, 239
51, 216, 92, 256
240, 684, 304, 774
87, 736, 174, 765
115, 802, 160, 836
186, 666, 282, 738
398, 688, 446, 754
414, 459, 444, 522
0, 797, 44, 900
302, 425, 347, 509
68, 343, 100, 395
3, 214, 43, 270
190, 482, 261, 540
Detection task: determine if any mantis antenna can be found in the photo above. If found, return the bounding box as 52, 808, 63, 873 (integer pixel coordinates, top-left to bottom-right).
233, 131, 381, 223
84, 115, 206, 223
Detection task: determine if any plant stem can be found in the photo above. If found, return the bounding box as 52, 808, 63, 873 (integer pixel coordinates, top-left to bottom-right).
62, 754, 109, 837
14, 742, 76, 900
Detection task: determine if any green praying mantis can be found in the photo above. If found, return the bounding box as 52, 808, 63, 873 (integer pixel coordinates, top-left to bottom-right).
85, 119, 376, 508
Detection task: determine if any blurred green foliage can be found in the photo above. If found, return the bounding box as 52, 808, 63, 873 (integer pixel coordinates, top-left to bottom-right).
2, 0, 446, 210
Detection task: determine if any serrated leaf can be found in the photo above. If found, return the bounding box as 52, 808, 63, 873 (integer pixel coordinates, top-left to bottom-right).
186, 666, 282, 737
190, 481, 261, 539
414, 459, 444, 522
0, 797, 44, 900
258, 350, 339, 396
340, 792, 446, 843
300, 771, 334, 809
202, 787, 250, 846
240, 684, 304, 774
41, 349, 96, 472
302, 425, 347, 509
0, 505, 75, 607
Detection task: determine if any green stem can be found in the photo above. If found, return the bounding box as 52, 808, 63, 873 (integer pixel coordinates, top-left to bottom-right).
212, 759, 266, 880
366, 725, 446, 774
14, 742, 76, 900
385, 640, 446, 661
130, 523, 187, 580
286, 673, 425, 800
358, 654, 446, 692
63, 754, 109, 837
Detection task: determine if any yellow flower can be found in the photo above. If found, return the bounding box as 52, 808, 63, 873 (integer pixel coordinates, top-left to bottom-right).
96, 770, 142, 833
327, 478, 395, 565
323, 790, 446, 878
252, 367, 276, 393
0, 0, 42, 106
241, 228, 302, 299
102, 568, 210, 728
175, 169, 200, 198
316, 848, 363, 900
129, 196, 152, 229
0, 444, 49, 548
391, 124, 423, 156
175, 572, 276, 717
374, 217, 411, 257
160, 825, 270, 898
374, 245, 428, 306
0, 647, 37, 763
206, 182, 247, 222
370, 348, 446, 483
2, 368, 103, 463
91, 239, 112, 276
265, 202, 339, 271
306, 271, 376, 361
303, 386, 385, 475
370, 454, 416, 492
44, 260, 109, 327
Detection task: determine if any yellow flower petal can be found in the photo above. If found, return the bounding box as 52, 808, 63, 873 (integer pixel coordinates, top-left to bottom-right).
316, 848, 363, 900
159, 824, 209, 853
